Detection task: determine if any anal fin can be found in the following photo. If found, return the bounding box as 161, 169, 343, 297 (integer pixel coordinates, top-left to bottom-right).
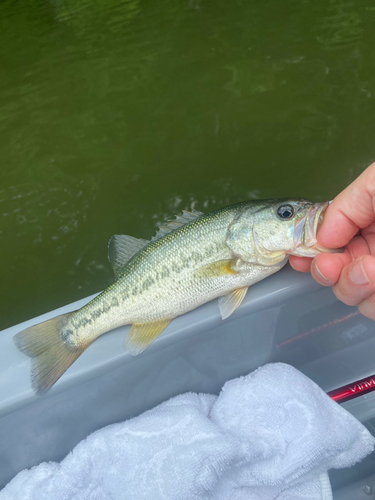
218, 287, 248, 320
125, 319, 172, 356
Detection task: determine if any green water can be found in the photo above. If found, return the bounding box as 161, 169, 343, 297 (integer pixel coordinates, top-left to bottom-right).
1, 0, 375, 330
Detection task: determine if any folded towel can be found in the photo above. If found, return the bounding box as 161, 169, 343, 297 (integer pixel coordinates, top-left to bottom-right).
1, 363, 374, 500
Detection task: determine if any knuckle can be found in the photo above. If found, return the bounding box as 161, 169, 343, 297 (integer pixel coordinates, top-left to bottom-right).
332, 283, 360, 306
358, 296, 375, 321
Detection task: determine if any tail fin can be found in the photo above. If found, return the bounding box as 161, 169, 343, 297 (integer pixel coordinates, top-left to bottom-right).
14, 312, 86, 395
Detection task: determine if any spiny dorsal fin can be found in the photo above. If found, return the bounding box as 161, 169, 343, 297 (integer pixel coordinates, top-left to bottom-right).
218, 287, 248, 320
125, 319, 172, 355
151, 209, 204, 242
108, 235, 149, 278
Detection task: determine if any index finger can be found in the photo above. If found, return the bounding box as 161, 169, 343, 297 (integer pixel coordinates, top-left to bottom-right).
318, 162, 375, 248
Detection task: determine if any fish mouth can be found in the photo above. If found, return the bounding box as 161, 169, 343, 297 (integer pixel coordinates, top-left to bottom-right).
292, 201, 340, 256
304, 201, 328, 247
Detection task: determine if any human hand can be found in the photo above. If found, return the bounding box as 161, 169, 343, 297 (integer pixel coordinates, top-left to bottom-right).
290, 162, 375, 320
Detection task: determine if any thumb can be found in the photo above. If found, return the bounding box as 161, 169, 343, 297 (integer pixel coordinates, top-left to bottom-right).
318, 163, 375, 248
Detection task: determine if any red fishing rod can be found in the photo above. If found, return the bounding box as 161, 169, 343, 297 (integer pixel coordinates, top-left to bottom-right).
328, 374, 375, 403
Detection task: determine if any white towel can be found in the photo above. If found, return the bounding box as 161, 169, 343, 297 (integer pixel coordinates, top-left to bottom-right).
1, 363, 374, 500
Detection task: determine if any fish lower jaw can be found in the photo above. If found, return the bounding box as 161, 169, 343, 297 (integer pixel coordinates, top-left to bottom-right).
289, 245, 323, 258
290, 243, 343, 258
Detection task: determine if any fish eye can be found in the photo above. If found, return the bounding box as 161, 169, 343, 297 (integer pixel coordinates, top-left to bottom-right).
277, 204, 294, 220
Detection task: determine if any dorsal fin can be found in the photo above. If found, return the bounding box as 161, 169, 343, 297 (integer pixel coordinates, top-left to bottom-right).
108, 235, 149, 277
151, 209, 204, 242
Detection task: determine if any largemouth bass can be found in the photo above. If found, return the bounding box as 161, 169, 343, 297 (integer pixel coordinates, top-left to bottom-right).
14, 198, 340, 394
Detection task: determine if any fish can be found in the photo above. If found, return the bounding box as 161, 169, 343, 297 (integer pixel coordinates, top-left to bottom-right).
14, 198, 340, 395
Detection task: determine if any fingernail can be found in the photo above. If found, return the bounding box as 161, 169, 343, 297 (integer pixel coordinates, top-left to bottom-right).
312, 260, 332, 285
350, 258, 370, 285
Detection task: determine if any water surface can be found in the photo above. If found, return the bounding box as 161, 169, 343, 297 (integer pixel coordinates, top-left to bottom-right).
1, 0, 375, 329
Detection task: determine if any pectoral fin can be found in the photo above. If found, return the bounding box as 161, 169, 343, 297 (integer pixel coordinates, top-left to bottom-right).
125, 319, 172, 355
218, 287, 248, 319
194, 259, 239, 279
